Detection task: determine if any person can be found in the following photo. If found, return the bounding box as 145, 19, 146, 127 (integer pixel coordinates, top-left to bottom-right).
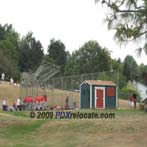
43, 95, 48, 110
65, 96, 69, 110
16, 97, 21, 111
13, 101, 17, 110
133, 93, 137, 109
129, 94, 134, 108
66, 96, 69, 105
2, 98, 6, 111
1, 73, 5, 82
10, 77, 14, 85
72, 100, 77, 110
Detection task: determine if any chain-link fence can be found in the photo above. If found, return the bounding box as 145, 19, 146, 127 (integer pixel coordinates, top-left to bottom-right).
20, 70, 119, 109
46, 70, 119, 90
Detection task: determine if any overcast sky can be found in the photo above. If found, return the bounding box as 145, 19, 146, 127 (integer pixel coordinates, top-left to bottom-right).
0, 0, 147, 65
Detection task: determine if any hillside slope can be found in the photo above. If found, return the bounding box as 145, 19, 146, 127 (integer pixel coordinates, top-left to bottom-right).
0, 82, 134, 109
0, 82, 20, 106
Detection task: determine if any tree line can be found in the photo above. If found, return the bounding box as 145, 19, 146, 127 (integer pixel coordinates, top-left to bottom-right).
0, 23, 147, 87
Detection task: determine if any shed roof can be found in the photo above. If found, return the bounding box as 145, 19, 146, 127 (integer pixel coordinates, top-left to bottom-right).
85, 80, 116, 86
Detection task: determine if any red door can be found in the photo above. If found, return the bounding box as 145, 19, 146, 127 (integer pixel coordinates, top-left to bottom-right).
96, 89, 103, 108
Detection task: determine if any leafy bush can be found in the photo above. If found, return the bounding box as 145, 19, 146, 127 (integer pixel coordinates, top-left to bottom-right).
119, 81, 140, 101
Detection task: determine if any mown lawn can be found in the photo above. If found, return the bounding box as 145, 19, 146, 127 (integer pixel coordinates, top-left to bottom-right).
0, 109, 147, 147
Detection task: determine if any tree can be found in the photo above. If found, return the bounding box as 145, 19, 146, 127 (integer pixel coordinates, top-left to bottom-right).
138, 63, 147, 84
139, 63, 147, 74
64, 40, 112, 75
111, 58, 121, 71
47, 39, 67, 74
18, 32, 44, 72
123, 55, 139, 81
0, 50, 20, 81
0, 24, 20, 80
0, 24, 19, 63
95, 0, 147, 54
64, 59, 81, 75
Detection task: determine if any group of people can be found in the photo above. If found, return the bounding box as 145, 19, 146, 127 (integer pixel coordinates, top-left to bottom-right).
1, 95, 48, 111
130, 93, 137, 109
13, 98, 21, 111
0, 72, 17, 86
64, 96, 77, 110
1, 93, 78, 111
23, 95, 48, 111
2, 97, 21, 111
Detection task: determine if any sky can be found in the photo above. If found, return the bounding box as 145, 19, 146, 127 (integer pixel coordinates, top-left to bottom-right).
0, 0, 147, 65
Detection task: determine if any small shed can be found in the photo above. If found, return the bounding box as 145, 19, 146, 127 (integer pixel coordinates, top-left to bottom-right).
80, 80, 117, 109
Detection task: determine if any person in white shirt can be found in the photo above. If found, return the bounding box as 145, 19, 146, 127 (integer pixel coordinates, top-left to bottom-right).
1, 73, 5, 81
10, 78, 14, 85
2, 98, 6, 111
16, 98, 21, 111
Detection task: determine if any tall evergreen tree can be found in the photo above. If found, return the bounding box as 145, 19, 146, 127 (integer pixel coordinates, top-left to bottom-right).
47, 38, 67, 74
123, 55, 139, 81
18, 32, 44, 72
96, 0, 147, 54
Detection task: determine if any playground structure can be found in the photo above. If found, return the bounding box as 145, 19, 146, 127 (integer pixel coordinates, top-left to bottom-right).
20, 66, 119, 110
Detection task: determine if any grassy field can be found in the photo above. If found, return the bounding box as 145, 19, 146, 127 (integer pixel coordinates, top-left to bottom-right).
0, 82, 147, 147
0, 110, 147, 147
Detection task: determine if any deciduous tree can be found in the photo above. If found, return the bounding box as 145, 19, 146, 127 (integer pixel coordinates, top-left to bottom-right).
64, 40, 112, 75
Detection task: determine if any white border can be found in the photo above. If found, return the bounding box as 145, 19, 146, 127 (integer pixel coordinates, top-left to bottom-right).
95, 87, 105, 109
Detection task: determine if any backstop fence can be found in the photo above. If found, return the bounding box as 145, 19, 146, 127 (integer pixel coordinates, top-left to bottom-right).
20, 70, 119, 109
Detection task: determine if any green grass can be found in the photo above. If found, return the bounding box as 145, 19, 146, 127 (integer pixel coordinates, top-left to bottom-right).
2, 111, 30, 117
1, 120, 44, 138
1, 83, 146, 147
0, 110, 147, 147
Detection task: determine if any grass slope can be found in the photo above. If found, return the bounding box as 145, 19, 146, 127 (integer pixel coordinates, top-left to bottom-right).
0, 82, 134, 109
0, 82, 146, 147
0, 110, 147, 147
0, 82, 80, 108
